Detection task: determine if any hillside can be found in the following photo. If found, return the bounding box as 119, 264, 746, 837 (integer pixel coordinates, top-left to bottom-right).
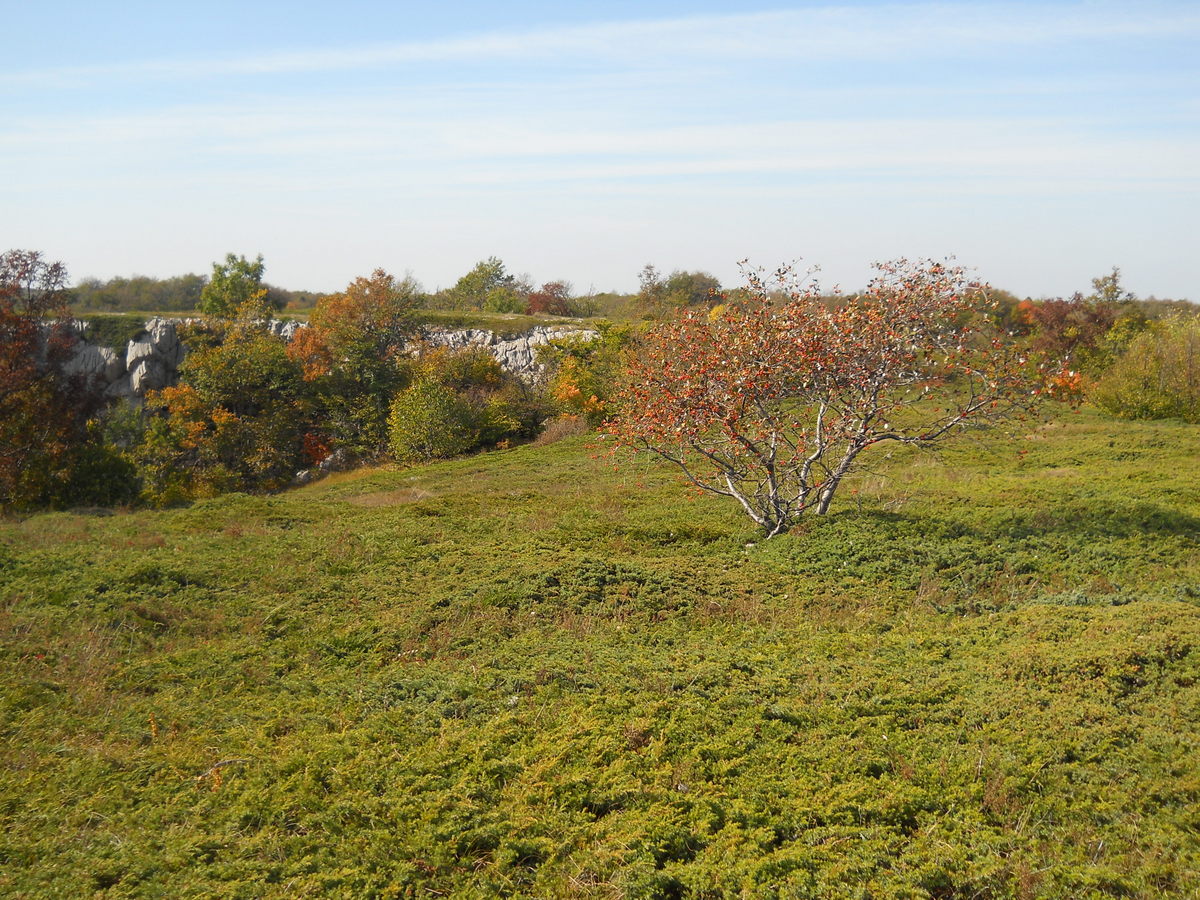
2, 410, 1199, 898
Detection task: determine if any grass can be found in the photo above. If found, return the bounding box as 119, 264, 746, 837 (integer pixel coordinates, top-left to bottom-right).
1, 409, 1198, 897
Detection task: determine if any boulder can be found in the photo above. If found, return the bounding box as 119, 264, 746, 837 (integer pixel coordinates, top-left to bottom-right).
268, 320, 304, 341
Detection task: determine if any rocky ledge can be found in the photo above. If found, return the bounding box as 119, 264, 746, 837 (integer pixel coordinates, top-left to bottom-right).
64, 318, 599, 399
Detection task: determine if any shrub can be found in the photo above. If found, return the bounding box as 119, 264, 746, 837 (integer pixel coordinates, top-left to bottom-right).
48, 435, 140, 508
608, 259, 1054, 537
540, 325, 633, 426
388, 379, 479, 463
420, 346, 505, 393
134, 321, 308, 503
1092, 316, 1200, 423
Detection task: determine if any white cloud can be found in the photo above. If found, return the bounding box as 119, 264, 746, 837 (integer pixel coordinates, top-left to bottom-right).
5, 3, 1199, 86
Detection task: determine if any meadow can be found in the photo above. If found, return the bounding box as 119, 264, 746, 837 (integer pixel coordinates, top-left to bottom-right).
1, 408, 1198, 898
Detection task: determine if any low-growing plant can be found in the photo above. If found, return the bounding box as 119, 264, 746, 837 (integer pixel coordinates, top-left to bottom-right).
2, 409, 1199, 897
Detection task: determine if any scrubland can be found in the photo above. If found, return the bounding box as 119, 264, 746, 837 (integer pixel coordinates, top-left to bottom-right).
1, 408, 1198, 898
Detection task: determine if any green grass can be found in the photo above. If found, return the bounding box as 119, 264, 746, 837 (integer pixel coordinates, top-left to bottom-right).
2, 409, 1199, 897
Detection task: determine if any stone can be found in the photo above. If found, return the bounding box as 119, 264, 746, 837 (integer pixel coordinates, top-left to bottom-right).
104, 375, 134, 399
417, 325, 599, 381
129, 357, 168, 394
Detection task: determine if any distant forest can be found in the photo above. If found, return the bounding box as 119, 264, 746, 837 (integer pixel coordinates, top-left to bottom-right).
68, 259, 1193, 320
71, 273, 325, 313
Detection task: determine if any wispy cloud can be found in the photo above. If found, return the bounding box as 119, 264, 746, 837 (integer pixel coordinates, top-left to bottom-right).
3, 2, 1196, 297
6, 3, 1200, 87
4, 98, 1196, 195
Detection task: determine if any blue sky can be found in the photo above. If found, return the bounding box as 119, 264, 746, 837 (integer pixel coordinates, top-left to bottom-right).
4, 1, 1197, 298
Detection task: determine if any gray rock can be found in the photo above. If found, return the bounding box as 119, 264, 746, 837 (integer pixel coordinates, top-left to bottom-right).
126, 337, 156, 367
268, 320, 305, 341
417, 325, 599, 381
65, 344, 126, 392
318, 448, 352, 473
123, 318, 185, 396
129, 357, 168, 394
102, 347, 125, 383
291, 447, 352, 487
65, 344, 113, 379
104, 375, 134, 399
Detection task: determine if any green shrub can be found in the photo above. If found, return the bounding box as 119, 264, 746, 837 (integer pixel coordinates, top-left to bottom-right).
393, 348, 545, 456
1092, 315, 1200, 422
539, 324, 634, 426
78, 314, 150, 354
388, 378, 479, 462
421, 346, 505, 392
48, 437, 141, 508
133, 323, 308, 503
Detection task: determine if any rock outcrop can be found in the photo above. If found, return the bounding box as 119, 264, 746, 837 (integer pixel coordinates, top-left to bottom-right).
125, 318, 185, 395
64, 316, 192, 399
419, 325, 599, 381
65, 318, 598, 398
63, 344, 123, 386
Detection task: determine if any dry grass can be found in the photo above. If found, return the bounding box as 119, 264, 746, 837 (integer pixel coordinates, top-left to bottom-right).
532, 414, 590, 447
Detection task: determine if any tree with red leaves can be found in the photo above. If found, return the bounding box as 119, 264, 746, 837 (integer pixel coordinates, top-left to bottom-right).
526, 281, 573, 316
0, 250, 101, 511
608, 259, 1054, 537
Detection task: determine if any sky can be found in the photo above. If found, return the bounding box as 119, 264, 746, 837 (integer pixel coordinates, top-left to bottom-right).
3, 1, 1198, 299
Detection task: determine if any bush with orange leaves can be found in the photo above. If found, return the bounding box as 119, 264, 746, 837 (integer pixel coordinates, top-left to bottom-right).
540, 325, 632, 426
607, 259, 1060, 537
287, 269, 421, 456
136, 320, 307, 504
0, 250, 119, 511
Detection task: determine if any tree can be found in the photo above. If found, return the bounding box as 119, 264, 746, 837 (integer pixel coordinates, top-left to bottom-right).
1015, 268, 1139, 372
1089, 266, 1135, 305
443, 257, 517, 310
1092, 315, 1200, 423
136, 312, 306, 502
286, 269, 421, 455
0, 250, 104, 511
663, 270, 721, 308
527, 281, 573, 316
71, 273, 207, 312
636, 265, 721, 317
607, 259, 1055, 537
198, 253, 267, 318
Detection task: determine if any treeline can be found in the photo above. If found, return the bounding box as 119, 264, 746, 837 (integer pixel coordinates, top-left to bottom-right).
68, 252, 737, 320
3, 247, 1196, 515
72, 272, 325, 313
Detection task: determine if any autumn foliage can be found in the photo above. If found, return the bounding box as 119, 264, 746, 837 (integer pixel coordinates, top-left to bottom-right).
287, 269, 421, 455
608, 259, 1055, 536
526, 281, 573, 316
0, 251, 104, 511
136, 320, 307, 503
